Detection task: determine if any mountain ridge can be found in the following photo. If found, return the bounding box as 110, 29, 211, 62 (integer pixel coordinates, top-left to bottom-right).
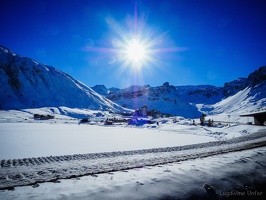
92, 66, 266, 118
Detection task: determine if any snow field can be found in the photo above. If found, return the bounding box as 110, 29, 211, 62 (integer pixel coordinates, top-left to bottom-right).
0, 107, 265, 160
0, 108, 265, 199
0, 122, 217, 160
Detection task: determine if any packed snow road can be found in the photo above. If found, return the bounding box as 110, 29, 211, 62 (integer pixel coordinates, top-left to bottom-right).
0, 129, 265, 190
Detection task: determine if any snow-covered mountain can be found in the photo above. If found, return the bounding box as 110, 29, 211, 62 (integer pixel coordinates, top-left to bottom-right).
0, 46, 131, 114
94, 67, 266, 118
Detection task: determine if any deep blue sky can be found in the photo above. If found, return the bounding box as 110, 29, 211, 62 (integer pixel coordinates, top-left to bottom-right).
1, 0, 266, 88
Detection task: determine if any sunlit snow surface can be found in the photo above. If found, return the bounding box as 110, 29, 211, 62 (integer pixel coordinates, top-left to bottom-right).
0, 107, 263, 159
0, 123, 217, 159
0, 108, 266, 199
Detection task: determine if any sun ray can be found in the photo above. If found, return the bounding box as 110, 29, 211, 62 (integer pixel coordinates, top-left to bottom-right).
82, 4, 187, 87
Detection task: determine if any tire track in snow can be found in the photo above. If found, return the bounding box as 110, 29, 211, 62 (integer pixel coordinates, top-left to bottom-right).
0, 130, 265, 190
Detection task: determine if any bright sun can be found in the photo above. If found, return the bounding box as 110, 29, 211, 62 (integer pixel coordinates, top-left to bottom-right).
84, 13, 183, 72
125, 38, 147, 64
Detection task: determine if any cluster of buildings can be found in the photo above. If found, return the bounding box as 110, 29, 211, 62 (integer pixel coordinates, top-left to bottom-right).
133, 106, 148, 117
133, 106, 172, 118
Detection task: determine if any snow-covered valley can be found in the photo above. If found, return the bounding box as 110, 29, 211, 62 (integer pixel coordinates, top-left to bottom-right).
1, 45, 266, 199
0, 107, 264, 160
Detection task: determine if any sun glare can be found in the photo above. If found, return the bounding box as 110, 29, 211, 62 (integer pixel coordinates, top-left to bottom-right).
126, 38, 147, 63
83, 5, 185, 74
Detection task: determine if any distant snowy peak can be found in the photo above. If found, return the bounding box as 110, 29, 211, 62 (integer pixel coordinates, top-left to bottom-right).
0, 46, 132, 113
221, 66, 266, 98
91, 85, 110, 96
247, 66, 266, 85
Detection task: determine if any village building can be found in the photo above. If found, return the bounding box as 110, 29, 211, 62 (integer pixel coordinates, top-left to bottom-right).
240, 110, 266, 125
134, 106, 148, 117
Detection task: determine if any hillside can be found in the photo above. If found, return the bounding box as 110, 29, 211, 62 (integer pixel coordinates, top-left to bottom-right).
0, 46, 131, 114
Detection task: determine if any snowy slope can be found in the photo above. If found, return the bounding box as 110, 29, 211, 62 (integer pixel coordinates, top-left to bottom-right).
0, 46, 132, 114
175, 84, 223, 104
200, 87, 253, 114
199, 85, 266, 116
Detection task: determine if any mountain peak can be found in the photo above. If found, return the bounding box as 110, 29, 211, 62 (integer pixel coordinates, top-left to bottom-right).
163, 82, 170, 87
91, 85, 110, 96
247, 65, 266, 86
